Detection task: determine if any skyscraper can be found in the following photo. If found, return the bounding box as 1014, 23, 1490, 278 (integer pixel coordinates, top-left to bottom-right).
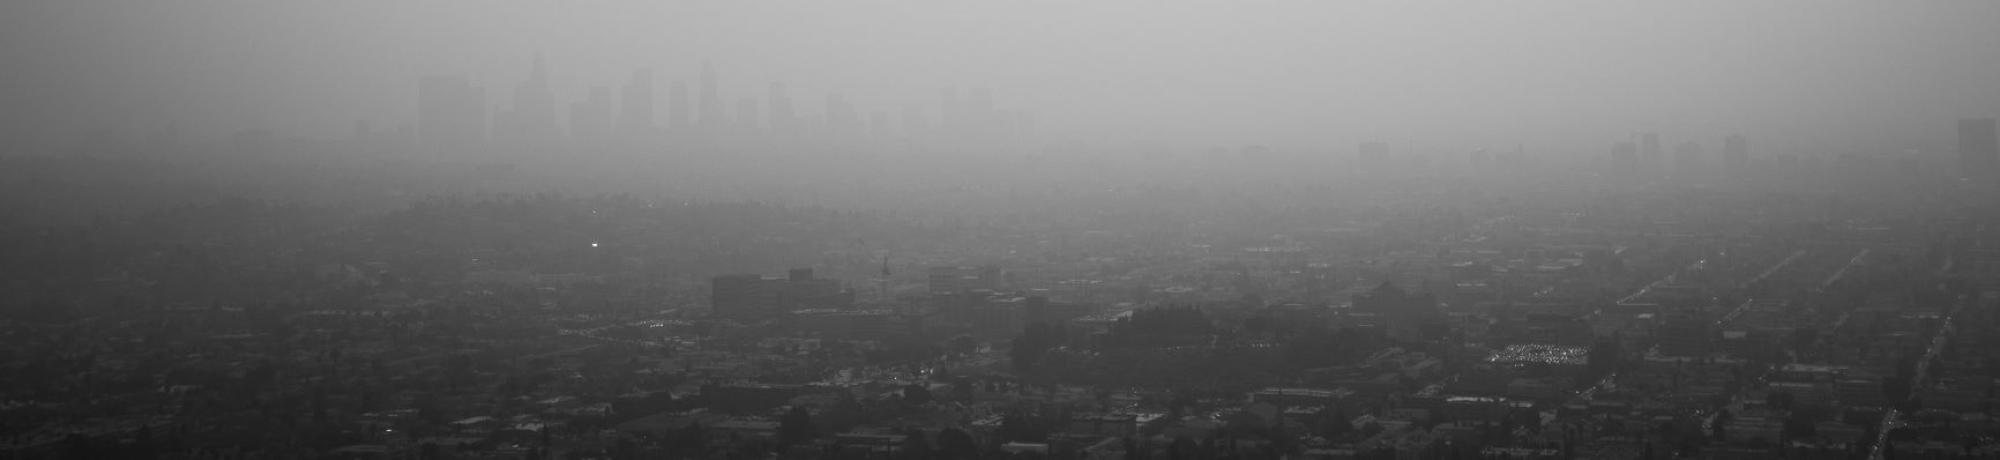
698, 61, 723, 130
1960, 118, 1998, 178
568, 86, 614, 142
1723, 134, 1749, 171
939, 88, 961, 134
1673, 141, 1703, 176
968, 88, 996, 137
416, 76, 486, 146
825, 93, 861, 137
1638, 132, 1663, 174
504, 55, 560, 143
1357, 141, 1391, 167
735, 98, 760, 132
668, 81, 691, 130
619, 69, 654, 134
767, 82, 794, 134
900, 103, 929, 137
1610, 141, 1639, 176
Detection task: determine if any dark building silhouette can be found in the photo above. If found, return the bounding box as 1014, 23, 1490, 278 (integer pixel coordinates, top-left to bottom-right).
1352, 282, 1443, 343
568, 86, 614, 142
1673, 141, 1703, 176
940, 88, 962, 135
619, 69, 654, 134
1638, 132, 1663, 174
1723, 134, 1749, 171
869, 111, 890, 140
1609, 141, 1639, 176
735, 98, 760, 132
668, 80, 691, 130
711, 269, 851, 320
416, 76, 486, 146
1357, 141, 1392, 167
767, 82, 796, 134
712, 274, 776, 319
900, 103, 929, 137
500, 55, 560, 144
1961, 118, 1998, 177
928, 265, 1002, 298
968, 88, 996, 137
825, 93, 862, 138
698, 61, 724, 130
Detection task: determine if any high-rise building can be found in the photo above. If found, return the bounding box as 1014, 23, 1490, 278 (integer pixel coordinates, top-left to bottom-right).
968, 88, 996, 137
504, 55, 560, 143
712, 274, 778, 319
825, 93, 862, 137
1723, 134, 1749, 171
1357, 141, 1392, 167
767, 82, 795, 134
929, 266, 1002, 298
619, 69, 654, 134
1352, 282, 1444, 343
668, 81, 691, 130
416, 76, 486, 145
940, 89, 962, 134
1673, 141, 1703, 176
869, 111, 890, 139
900, 104, 929, 136
1638, 132, 1663, 174
1609, 141, 1639, 176
698, 61, 724, 130
568, 86, 614, 142
711, 270, 851, 320
736, 98, 760, 132
1960, 118, 1998, 177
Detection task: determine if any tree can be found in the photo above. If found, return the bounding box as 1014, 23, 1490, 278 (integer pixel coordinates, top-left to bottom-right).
779, 406, 816, 445
952, 378, 975, 401
1000, 411, 1050, 443
1317, 405, 1351, 440
898, 429, 934, 460
1011, 322, 1059, 371
947, 335, 978, 356
937, 428, 978, 460
903, 383, 934, 405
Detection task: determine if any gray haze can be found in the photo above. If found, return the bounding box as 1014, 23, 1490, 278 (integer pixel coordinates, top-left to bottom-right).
5, 1, 1999, 155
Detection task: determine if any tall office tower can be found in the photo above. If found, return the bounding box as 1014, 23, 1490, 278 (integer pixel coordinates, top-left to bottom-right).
1469, 148, 1492, 171
1353, 282, 1444, 343
968, 88, 996, 136
1638, 132, 1663, 173
1357, 141, 1392, 167
825, 93, 862, 137
1673, 141, 1704, 175
507, 55, 560, 142
416, 76, 486, 145
940, 88, 962, 134
698, 61, 724, 130
869, 111, 890, 139
767, 82, 795, 134
711, 274, 779, 319
568, 86, 615, 142
1723, 134, 1749, 171
900, 104, 929, 137
618, 69, 654, 134
735, 98, 760, 132
1960, 118, 1998, 178
1610, 141, 1639, 176
668, 81, 691, 130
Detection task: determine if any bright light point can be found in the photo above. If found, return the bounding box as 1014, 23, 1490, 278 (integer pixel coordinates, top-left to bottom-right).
590, 242, 600, 248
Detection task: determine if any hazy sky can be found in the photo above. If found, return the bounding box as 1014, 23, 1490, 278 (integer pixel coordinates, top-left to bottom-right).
4, 1, 1998, 155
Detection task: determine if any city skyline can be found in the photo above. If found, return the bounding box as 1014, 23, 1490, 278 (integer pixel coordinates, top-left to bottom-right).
6, 2, 2000, 155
